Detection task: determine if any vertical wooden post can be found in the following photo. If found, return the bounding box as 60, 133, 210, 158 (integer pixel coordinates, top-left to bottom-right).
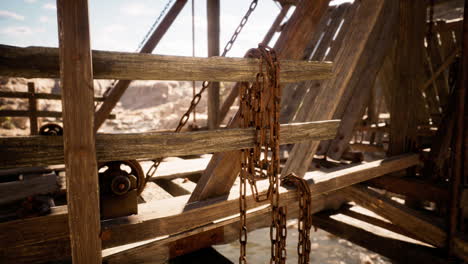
448, 0, 468, 254
389, 0, 426, 156
28, 82, 38, 135
207, 0, 220, 129
56, 0, 101, 263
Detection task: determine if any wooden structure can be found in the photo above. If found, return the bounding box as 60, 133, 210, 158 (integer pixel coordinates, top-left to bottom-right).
0, 0, 467, 263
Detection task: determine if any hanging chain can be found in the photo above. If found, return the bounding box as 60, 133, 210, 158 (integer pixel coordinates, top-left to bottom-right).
239, 44, 286, 264
239, 45, 314, 263
282, 173, 313, 264
145, 0, 259, 183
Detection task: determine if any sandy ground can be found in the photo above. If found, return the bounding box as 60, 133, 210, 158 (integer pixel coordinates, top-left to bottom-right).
214, 222, 391, 264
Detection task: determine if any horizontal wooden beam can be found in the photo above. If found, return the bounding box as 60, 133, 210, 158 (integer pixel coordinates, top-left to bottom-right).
344, 185, 468, 261
102, 194, 344, 263
0, 45, 333, 83
365, 175, 449, 203
0, 154, 419, 263
0, 174, 58, 205
0, 91, 106, 101
313, 211, 450, 264
0, 109, 115, 119
0, 120, 339, 169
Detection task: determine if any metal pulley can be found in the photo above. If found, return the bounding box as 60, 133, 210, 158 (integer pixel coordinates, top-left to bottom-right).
39, 123, 63, 136
98, 160, 145, 219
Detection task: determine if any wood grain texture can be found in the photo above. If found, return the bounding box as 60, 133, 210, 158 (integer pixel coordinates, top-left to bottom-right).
313, 211, 450, 264
388, 0, 425, 155
0, 44, 332, 83
102, 194, 344, 264
207, 0, 220, 130
0, 120, 339, 169
188, 0, 331, 203
0, 154, 418, 263
0, 174, 58, 205
0, 91, 106, 101
324, 1, 397, 160
282, 0, 390, 177
56, 0, 101, 263
344, 185, 446, 247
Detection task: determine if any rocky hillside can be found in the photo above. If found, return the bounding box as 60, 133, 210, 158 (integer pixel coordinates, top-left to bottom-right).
0, 77, 233, 136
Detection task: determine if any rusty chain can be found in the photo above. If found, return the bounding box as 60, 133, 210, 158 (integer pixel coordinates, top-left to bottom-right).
239, 44, 286, 264
145, 0, 259, 183
282, 173, 313, 264
239, 45, 314, 264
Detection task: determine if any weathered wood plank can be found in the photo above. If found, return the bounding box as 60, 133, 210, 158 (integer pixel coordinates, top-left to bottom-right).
0, 154, 418, 263
0, 174, 58, 205
365, 176, 449, 204
207, 0, 220, 130
56, 0, 101, 263
0, 45, 332, 83
102, 193, 344, 264
0, 120, 339, 169
0, 90, 107, 101
324, 2, 397, 160
313, 211, 450, 264
0, 109, 115, 119
282, 0, 393, 177
388, 0, 425, 155
344, 185, 446, 247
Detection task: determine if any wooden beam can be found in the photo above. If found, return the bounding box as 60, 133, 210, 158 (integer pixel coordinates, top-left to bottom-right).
56, 0, 101, 263
0, 45, 332, 83
207, 0, 220, 130
449, 1, 468, 254
313, 211, 450, 264
102, 193, 343, 264
0, 120, 339, 169
365, 176, 449, 204
188, 0, 331, 203
0, 154, 418, 263
324, 11, 397, 160
282, 0, 395, 177
388, 0, 425, 155
0, 109, 115, 119
344, 185, 448, 245
94, 0, 188, 131
0, 91, 107, 101
283, 3, 354, 127
0, 174, 58, 205
27, 82, 38, 135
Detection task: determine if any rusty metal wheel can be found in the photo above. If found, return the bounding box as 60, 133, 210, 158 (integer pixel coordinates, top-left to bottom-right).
39, 123, 63, 136
98, 160, 146, 195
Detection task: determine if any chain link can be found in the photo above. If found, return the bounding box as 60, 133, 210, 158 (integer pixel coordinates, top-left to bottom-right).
282, 173, 313, 264
144, 0, 259, 183
239, 44, 286, 264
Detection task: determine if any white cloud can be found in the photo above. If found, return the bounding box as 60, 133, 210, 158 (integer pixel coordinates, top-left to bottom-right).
43, 3, 56, 10
24, 0, 37, 3
120, 3, 156, 16
39, 16, 51, 23
0, 10, 25, 21
1, 26, 34, 36
102, 24, 127, 34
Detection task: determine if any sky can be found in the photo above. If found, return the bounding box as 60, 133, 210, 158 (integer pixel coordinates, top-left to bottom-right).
0, 0, 296, 58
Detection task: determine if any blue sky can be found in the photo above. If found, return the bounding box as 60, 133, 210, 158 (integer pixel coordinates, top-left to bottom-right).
0, 0, 294, 57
